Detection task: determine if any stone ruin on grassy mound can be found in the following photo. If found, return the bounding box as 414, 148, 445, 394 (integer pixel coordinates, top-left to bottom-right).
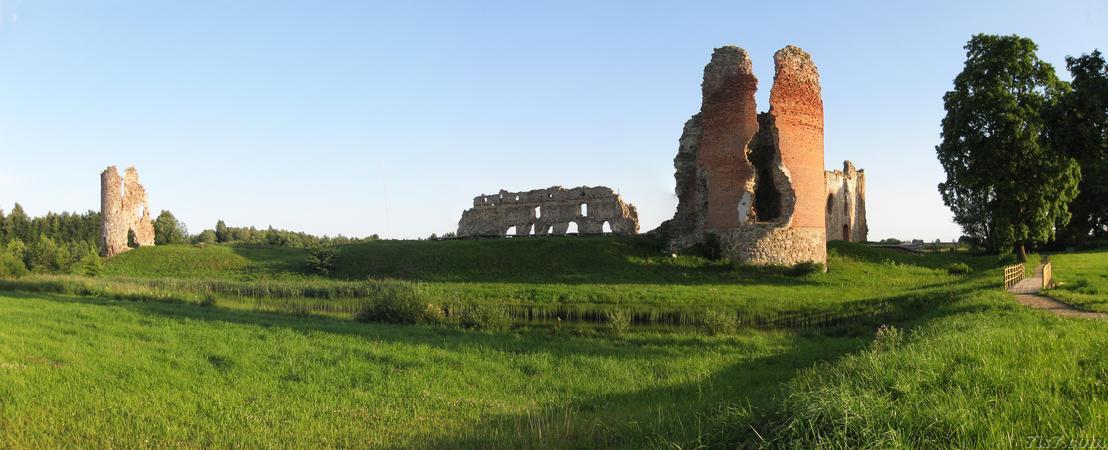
100, 166, 155, 257
457, 186, 639, 237
655, 45, 868, 266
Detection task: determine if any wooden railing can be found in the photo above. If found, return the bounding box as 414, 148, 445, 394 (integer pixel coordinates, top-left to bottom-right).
1003, 263, 1025, 290
1042, 259, 1053, 289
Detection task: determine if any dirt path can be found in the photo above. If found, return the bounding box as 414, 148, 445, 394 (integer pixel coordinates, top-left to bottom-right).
1007, 263, 1107, 320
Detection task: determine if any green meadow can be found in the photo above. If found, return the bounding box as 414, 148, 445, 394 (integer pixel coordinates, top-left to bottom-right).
1, 237, 1107, 448
1049, 248, 1108, 313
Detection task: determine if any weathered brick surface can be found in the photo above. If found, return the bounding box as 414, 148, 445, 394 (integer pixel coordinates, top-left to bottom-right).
457, 186, 638, 237
100, 166, 155, 257
658, 45, 831, 267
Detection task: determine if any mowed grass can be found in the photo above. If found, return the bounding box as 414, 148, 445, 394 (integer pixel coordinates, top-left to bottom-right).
1048, 248, 1108, 313
0, 291, 859, 448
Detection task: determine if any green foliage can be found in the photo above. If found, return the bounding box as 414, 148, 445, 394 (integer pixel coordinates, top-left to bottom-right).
153, 210, 188, 245
304, 244, 338, 276
215, 220, 230, 243
194, 230, 217, 245
936, 34, 1080, 259
869, 324, 904, 352
787, 261, 823, 277
355, 284, 440, 325
77, 248, 105, 277
206, 219, 376, 249
701, 309, 737, 336
603, 309, 631, 339
458, 304, 513, 331
1054, 50, 1108, 244
0, 252, 28, 278
947, 262, 973, 275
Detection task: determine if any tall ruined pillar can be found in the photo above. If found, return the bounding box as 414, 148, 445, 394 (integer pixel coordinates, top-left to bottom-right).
698, 47, 760, 230
100, 167, 126, 257
100, 166, 155, 257
657, 45, 827, 267
755, 45, 827, 264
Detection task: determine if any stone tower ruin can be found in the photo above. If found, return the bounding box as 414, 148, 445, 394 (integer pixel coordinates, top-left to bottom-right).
657, 45, 828, 266
825, 160, 868, 242
100, 166, 155, 257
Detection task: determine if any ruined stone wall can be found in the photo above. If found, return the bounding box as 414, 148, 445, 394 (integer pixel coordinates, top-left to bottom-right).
457, 186, 638, 237
825, 160, 868, 242
100, 166, 155, 257
657, 45, 826, 267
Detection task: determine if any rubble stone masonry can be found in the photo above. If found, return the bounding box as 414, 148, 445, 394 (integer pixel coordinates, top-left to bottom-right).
100, 166, 155, 257
457, 186, 638, 237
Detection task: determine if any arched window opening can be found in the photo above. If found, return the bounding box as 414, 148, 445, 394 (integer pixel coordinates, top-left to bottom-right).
566, 222, 579, 234
580, 203, 588, 217
602, 221, 612, 233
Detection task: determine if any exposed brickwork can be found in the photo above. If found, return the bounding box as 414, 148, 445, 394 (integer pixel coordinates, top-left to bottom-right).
100, 166, 155, 257
457, 186, 638, 237
658, 45, 831, 267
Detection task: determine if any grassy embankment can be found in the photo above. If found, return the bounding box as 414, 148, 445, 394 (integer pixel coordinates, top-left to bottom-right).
3, 238, 996, 328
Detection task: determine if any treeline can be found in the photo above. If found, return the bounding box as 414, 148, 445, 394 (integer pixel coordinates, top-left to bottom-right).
0, 204, 102, 276
937, 35, 1108, 260
190, 220, 379, 248
0, 204, 380, 276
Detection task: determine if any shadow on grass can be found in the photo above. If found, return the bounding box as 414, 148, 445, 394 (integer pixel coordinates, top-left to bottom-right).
3, 277, 1000, 448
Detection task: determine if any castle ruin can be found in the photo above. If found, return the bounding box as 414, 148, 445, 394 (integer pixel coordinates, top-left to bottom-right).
457, 186, 638, 237
825, 161, 868, 242
657, 45, 841, 266
100, 166, 155, 257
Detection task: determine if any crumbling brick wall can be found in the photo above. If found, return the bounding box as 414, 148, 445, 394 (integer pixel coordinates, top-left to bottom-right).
100, 166, 155, 257
825, 160, 868, 242
457, 186, 638, 237
657, 45, 828, 267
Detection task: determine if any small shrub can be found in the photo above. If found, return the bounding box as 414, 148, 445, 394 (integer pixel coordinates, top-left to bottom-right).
604, 309, 631, 339
701, 309, 738, 336
355, 285, 438, 325
788, 261, 824, 277
0, 253, 29, 278
947, 262, 973, 275
870, 324, 903, 352
459, 304, 513, 332
305, 244, 339, 276
200, 295, 217, 307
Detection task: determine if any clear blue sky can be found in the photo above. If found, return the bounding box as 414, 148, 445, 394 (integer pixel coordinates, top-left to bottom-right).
1, 1, 1105, 240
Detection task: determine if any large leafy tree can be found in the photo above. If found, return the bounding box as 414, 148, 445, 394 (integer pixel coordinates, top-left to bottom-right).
1053, 50, 1108, 243
153, 210, 188, 245
937, 34, 1080, 261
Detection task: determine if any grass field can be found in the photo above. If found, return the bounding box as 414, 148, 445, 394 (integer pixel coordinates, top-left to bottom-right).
2, 237, 1107, 447
16, 238, 1000, 328
0, 291, 859, 448
1049, 248, 1108, 313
